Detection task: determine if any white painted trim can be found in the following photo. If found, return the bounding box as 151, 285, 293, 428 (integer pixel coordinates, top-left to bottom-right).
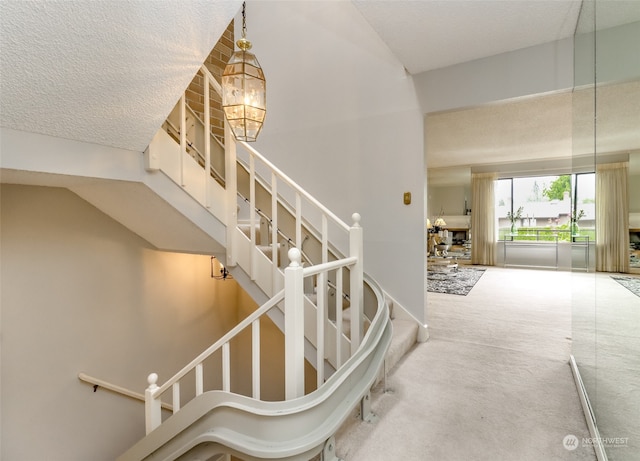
384, 290, 427, 342
568, 356, 608, 461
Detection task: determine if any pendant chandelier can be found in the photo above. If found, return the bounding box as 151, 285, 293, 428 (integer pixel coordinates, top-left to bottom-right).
222, 1, 266, 142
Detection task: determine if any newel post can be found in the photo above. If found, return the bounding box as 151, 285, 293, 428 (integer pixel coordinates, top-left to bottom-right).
284, 248, 305, 399
145, 373, 161, 434
349, 213, 364, 355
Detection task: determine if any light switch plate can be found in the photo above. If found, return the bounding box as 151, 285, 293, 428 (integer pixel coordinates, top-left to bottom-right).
403, 192, 411, 205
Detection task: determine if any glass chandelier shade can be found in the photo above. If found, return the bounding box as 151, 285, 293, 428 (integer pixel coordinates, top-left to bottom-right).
222, 3, 266, 142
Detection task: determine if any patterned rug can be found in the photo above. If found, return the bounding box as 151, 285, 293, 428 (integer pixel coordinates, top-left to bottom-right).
611, 275, 640, 298
427, 267, 486, 296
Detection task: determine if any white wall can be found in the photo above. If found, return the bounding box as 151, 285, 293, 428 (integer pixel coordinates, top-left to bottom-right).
414, 37, 574, 114
428, 185, 471, 218
246, 1, 427, 323
0, 185, 244, 460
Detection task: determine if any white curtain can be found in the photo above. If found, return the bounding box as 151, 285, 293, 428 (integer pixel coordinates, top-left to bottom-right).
596, 162, 629, 273
471, 172, 497, 266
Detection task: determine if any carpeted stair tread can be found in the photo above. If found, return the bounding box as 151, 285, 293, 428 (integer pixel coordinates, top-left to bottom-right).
257, 245, 273, 258
377, 318, 418, 382
335, 305, 418, 383
238, 223, 261, 242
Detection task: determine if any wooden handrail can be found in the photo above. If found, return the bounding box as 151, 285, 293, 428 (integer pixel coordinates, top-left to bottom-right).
78, 372, 173, 411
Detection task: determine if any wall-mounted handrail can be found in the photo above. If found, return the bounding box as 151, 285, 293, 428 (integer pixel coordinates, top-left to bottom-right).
78, 372, 173, 411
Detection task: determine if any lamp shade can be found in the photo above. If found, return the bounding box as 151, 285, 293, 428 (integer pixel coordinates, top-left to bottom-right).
222, 38, 266, 142
434, 218, 447, 227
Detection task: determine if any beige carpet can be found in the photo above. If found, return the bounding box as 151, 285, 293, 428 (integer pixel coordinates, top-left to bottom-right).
335, 266, 597, 460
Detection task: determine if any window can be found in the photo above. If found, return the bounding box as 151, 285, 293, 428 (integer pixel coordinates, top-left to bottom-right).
496, 173, 595, 241
573, 172, 595, 234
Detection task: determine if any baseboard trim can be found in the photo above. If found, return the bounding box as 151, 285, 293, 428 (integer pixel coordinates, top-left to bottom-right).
569, 355, 608, 461
383, 290, 428, 342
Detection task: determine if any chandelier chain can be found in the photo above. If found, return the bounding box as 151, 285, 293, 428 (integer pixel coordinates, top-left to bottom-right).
241, 1, 247, 39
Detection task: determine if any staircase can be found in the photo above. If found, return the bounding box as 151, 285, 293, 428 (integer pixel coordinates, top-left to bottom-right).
0, 56, 417, 459
103, 64, 405, 461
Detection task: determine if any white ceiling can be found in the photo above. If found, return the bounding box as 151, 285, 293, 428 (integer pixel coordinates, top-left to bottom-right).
353, 0, 582, 75
352, 1, 640, 173
0, 0, 240, 152
353, 0, 640, 75
1, 0, 638, 161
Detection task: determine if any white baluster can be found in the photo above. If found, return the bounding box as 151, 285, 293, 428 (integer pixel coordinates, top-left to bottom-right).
284, 248, 305, 399
336, 267, 343, 368
224, 120, 238, 267
317, 268, 326, 387
196, 363, 204, 396
204, 71, 211, 208
172, 382, 180, 413
295, 192, 302, 251
349, 213, 363, 355
179, 95, 186, 186
271, 172, 278, 290
318, 215, 328, 385
145, 373, 161, 435
249, 155, 257, 280
252, 319, 261, 399
222, 342, 231, 392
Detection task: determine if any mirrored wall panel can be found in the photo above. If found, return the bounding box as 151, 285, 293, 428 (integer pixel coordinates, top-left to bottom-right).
572, 1, 640, 459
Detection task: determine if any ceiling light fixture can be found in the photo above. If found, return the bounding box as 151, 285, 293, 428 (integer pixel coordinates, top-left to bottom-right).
222, 1, 266, 142
211, 256, 233, 281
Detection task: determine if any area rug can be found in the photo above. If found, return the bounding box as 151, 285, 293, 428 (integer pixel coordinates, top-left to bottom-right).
427, 267, 486, 296
611, 275, 640, 298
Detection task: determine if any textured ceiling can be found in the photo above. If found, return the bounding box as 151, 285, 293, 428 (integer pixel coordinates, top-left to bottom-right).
0, 0, 240, 152
426, 91, 573, 169
1, 0, 638, 163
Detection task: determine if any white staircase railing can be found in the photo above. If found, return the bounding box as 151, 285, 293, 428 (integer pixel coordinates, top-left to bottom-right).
144, 289, 284, 433
144, 234, 363, 435
232, 139, 365, 351
145, 63, 366, 365
118, 273, 391, 461
120, 63, 388, 459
